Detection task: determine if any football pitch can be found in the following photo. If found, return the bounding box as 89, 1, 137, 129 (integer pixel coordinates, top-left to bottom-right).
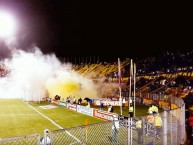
0, 99, 149, 139
0, 99, 104, 138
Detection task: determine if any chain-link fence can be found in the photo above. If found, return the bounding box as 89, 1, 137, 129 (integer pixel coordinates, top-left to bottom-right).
0, 134, 40, 145
50, 121, 128, 145
0, 92, 186, 145
48, 106, 185, 145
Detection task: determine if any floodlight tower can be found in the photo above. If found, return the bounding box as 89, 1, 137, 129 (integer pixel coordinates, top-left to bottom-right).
0, 10, 17, 59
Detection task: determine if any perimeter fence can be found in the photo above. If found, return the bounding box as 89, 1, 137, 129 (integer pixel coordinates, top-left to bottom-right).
0, 92, 186, 145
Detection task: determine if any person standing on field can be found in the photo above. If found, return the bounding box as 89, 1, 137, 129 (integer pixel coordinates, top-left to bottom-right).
153, 113, 162, 140
99, 100, 104, 110
129, 104, 134, 117
40, 129, 51, 145
136, 117, 144, 144
110, 114, 120, 143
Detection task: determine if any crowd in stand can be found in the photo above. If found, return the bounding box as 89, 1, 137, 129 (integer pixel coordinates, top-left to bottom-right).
0, 64, 9, 77
136, 50, 193, 75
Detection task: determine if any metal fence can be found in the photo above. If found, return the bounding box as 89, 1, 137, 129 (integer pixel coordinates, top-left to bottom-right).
50, 121, 128, 145
47, 107, 185, 145
45, 92, 186, 145
0, 134, 40, 145
0, 93, 186, 145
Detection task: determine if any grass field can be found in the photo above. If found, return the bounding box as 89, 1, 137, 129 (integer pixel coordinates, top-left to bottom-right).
0, 99, 149, 138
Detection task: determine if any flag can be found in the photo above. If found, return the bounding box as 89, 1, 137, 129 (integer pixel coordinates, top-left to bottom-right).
118, 58, 121, 86
130, 59, 133, 77
118, 58, 123, 115
134, 63, 136, 75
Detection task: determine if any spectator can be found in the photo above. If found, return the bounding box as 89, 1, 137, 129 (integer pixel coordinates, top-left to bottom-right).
109, 114, 119, 143
188, 111, 193, 141
40, 129, 51, 145
146, 111, 155, 125
54, 95, 60, 100
148, 104, 153, 114
153, 113, 162, 140
77, 97, 82, 105
99, 100, 104, 110
122, 97, 126, 107
129, 104, 134, 117
48, 98, 52, 102
108, 105, 113, 112
108, 105, 111, 112
86, 101, 90, 108
84, 97, 91, 103
66, 96, 70, 103
110, 105, 114, 113
152, 105, 159, 114
136, 117, 144, 144
146, 111, 155, 136
73, 96, 77, 104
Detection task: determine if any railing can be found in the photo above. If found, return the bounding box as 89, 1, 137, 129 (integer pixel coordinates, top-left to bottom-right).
48, 107, 185, 145
0, 134, 40, 145
0, 93, 186, 145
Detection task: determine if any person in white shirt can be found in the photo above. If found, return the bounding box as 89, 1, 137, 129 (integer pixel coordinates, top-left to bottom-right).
108, 105, 112, 112
122, 97, 126, 107
40, 129, 51, 145
111, 115, 119, 143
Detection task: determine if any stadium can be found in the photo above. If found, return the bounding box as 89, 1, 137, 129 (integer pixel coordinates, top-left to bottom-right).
0, 49, 192, 145
0, 1, 192, 144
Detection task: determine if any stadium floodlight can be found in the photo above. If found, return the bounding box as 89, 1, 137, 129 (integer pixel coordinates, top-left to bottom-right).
0, 10, 17, 38
0, 10, 17, 59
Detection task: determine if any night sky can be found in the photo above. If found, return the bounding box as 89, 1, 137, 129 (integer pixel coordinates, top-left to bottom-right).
0, 0, 192, 62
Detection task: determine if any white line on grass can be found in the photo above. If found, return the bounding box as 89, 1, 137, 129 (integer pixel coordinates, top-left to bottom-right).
25, 102, 82, 144
0, 106, 28, 108
27, 103, 63, 129
0, 114, 38, 116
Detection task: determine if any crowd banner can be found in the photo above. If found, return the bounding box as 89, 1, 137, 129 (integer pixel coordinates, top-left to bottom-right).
59, 101, 67, 108
94, 100, 128, 107
67, 103, 77, 111
77, 105, 93, 116
93, 109, 117, 121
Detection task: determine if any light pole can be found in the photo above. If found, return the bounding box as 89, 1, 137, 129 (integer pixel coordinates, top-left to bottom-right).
0, 10, 17, 59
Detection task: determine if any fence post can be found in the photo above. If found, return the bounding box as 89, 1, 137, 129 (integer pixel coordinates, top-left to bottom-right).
163, 110, 168, 145
180, 104, 186, 144
127, 117, 130, 145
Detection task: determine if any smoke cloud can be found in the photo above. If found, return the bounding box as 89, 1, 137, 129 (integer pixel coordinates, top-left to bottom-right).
0, 47, 100, 101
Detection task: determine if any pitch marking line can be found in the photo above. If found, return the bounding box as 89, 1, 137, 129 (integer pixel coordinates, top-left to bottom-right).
0, 114, 38, 116
0, 106, 28, 108
25, 102, 82, 144
39, 105, 58, 109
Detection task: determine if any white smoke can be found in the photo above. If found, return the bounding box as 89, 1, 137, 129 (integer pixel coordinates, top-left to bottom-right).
0, 47, 100, 101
